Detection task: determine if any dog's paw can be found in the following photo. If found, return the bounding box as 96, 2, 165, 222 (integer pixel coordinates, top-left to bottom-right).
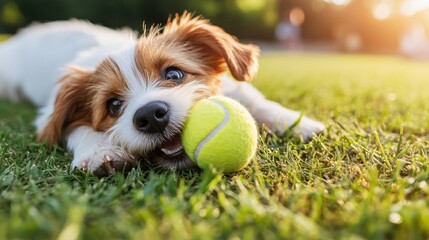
252, 102, 325, 143
297, 117, 326, 142
71, 145, 137, 177
272, 112, 326, 142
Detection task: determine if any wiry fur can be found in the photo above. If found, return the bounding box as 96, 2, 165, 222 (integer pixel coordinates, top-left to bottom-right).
0, 13, 325, 176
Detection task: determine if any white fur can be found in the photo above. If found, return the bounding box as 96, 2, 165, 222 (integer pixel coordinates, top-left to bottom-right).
104, 45, 209, 155
0, 20, 137, 107
0, 20, 325, 174
108, 80, 207, 154
67, 126, 133, 172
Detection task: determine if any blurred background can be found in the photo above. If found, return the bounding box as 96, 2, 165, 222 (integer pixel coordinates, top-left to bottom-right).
1, 0, 429, 58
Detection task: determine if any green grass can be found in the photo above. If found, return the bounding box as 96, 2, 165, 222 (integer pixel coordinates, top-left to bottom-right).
1, 53, 429, 239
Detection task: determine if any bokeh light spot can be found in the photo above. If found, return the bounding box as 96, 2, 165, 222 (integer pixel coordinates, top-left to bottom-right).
290, 7, 305, 26
373, 2, 392, 21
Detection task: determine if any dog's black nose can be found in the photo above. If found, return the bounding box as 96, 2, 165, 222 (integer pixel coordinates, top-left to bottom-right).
133, 101, 169, 133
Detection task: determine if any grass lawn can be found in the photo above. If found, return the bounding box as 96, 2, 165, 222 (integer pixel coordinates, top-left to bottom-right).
1, 53, 429, 239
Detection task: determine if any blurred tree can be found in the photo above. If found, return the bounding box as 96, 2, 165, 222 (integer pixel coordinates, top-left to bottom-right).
278, 0, 411, 53
279, 0, 341, 41
0, 0, 423, 53
0, 1, 24, 32
0, 0, 277, 40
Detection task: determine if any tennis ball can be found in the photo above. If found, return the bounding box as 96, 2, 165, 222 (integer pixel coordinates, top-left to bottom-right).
181, 96, 258, 173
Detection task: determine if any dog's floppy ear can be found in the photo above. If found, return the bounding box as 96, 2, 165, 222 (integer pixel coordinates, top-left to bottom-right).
162, 13, 260, 82
37, 67, 94, 145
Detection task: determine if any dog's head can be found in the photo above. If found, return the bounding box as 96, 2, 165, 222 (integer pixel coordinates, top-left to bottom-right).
38, 13, 259, 169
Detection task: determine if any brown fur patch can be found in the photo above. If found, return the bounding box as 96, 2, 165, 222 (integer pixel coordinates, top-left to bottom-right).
161, 13, 260, 82
90, 59, 128, 131
134, 12, 260, 95
37, 59, 128, 144
37, 67, 94, 144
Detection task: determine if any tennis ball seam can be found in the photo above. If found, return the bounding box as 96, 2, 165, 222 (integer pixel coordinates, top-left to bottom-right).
193, 99, 229, 163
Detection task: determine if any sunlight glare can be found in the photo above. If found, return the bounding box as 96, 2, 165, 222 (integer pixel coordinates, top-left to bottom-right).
373, 2, 392, 20
330, 0, 351, 6
401, 0, 429, 16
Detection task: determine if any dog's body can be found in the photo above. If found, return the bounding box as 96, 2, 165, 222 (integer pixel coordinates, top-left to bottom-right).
0, 15, 325, 176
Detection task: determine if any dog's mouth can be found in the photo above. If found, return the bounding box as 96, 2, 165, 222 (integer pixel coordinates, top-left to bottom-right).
145, 133, 197, 170
155, 134, 184, 158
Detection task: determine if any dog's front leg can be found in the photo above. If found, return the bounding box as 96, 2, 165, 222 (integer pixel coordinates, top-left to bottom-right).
221, 76, 325, 141
66, 126, 137, 176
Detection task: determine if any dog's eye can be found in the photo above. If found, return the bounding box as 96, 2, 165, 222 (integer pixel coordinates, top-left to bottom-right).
107, 98, 123, 116
165, 67, 184, 81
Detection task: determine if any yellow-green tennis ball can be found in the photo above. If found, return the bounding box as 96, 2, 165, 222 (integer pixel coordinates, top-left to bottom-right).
181, 96, 258, 173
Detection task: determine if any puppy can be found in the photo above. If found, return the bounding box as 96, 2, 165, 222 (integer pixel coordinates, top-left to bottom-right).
0, 13, 325, 176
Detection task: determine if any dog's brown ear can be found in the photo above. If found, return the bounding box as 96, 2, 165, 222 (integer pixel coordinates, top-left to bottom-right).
162, 12, 260, 82
37, 67, 94, 145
